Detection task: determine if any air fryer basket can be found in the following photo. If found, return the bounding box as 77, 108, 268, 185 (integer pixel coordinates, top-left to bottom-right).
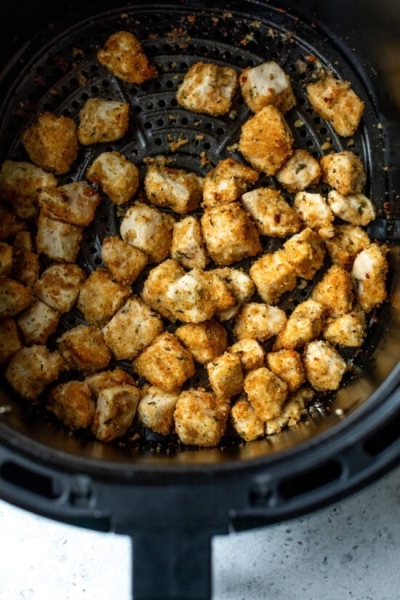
0, 1, 400, 598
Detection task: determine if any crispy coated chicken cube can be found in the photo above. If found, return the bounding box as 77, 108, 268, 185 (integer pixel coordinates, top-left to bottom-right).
213, 267, 255, 320
0, 204, 25, 240
244, 367, 288, 421
78, 98, 129, 145
241, 187, 301, 237
311, 264, 354, 317
133, 332, 195, 393
22, 112, 78, 175
57, 324, 111, 372
274, 299, 326, 350
323, 306, 366, 347
229, 338, 265, 372
207, 351, 244, 398
276, 149, 321, 193
120, 202, 175, 263
0, 317, 22, 365
97, 30, 156, 84
266, 349, 305, 393
327, 191, 375, 226
101, 236, 148, 285
307, 75, 364, 137
175, 320, 228, 364
5, 345, 63, 401
201, 202, 261, 266
283, 228, 325, 280
170, 216, 209, 270
0, 276, 33, 317
239, 105, 294, 176
250, 249, 297, 305
77, 268, 131, 327
233, 302, 287, 342
86, 151, 140, 205
0, 243, 12, 276
17, 299, 59, 345
34, 264, 85, 313
176, 61, 238, 116
174, 388, 230, 447
239, 61, 296, 114
84, 368, 136, 398
144, 164, 203, 214
202, 158, 259, 208
320, 151, 366, 196
92, 384, 141, 442
265, 387, 313, 435
293, 191, 335, 238
142, 259, 185, 320
12, 243, 39, 288
352, 243, 388, 312
102, 295, 163, 360
138, 385, 180, 436
47, 381, 95, 430
36, 213, 83, 263
324, 225, 370, 269
303, 340, 347, 391
231, 396, 265, 441
38, 182, 100, 226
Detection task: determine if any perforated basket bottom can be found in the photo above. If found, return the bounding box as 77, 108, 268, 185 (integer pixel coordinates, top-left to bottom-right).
0, 4, 389, 451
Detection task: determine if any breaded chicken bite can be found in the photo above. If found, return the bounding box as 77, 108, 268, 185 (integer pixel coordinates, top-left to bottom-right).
0, 317, 22, 365
34, 264, 85, 313
241, 187, 301, 237
145, 164, 203, 214
101, 236, 148, 285
266, 349, 305, 393
0, 276, 33, 317
86, 151, 139, 206
274, 299, 326, 350
324, 225, 370, 269
170, 216, 209, 270
0, 243, 12, 277
0, 204, 25, 240
327, 191, 375, 226
97, 30, 156, 84
283, 228, 326, 279
133, 332, 195, 393
231, 396, 265, 441
303, 340, 347, 391
201, 202, 261, 266
320, 151, 366, 196
229, 338, 265, 372
57, 324, 111, 371
207, 352, 244, 398
47, 381, 95, 430
17, 299, 59, 345
5, 345, 63, 401
276, 149, 321, 193
265, 387, 313, 435
0, 160, 57, 221
22, 112, 78, 175
323, 306, 366, 347
12, 239, 39, 288
92, 384, 141, 442
102, 295, 163, 360
250, 249, 297, 305
84, 368, 136, 398
239, 61, 296, 114
293, 191, 335, 238
202, 158, 259, 208
176, 61, 238, 116
311, 264, 354, 317
141, 259, 185, 320
120, 202, 175, 264
175, 320, 228, 364
213, 267, 255, 320
38, 182, 100, 227
36, 213, 83, 263
77, 268, 131, 327
233, 302, 287, 341
244, 367, 288, 421
78, 98, 129, 145
352, 243, 388, 312
138, 385, 180, 436
174, 388, 230, 447
307, 75, 364, 137
239, 105, 294, 175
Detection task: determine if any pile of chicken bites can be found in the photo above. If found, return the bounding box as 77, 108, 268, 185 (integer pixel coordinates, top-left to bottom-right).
0, 31, 389, 448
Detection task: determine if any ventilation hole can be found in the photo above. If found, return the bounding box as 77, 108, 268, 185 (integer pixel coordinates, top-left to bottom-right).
279, 460, 343, 499
154, 81, 162, 90
170, 99, 178, 107
166, 80, 174, 89
134, 106, 142, 114
158, 99, 166, 108
131, 148, 139, 156
313, 116, 321, 125
81, 92, 89, 101
144, 121, 152, 130
216, 128, 224, 136
146, 101, 154, 109
90, 64, 99, 73
163, 43, 173, 52
306, 139, 314, 147
102, 80, 111, 88
298, 97, 306, 105
203, 142, 211, 150
71, 100, 80, 109
155, 138, 163, 146
205, 122, 213, 130
131, 87, 138, 96
91, 85, 99, 94
94, 256, 102, 265
156, 118, 164, 126
299, 130, 307, 138
142, 83, 150, 92
320, 127, 328, 135
181, 117, 189, 125
180, 62, 188, 70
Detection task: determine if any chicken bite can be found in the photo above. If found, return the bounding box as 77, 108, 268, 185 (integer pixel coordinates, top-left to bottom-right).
176, 61, 238, 116
57, 324, 111, 371
34, 264, 85, 313
141, 259, 185, 320
0, 243, 12, 277
233, 302, 287, 342
97, 30, 156, 84
201, 202, 261, 266
175, 320, 228, 364
138, 385, 180, 436
17, 299, 59, 345
229, 338, 265, 372
213, 267, 255, 320
231, 396, 265, 441
36, 213, 83, 263
78, 98, 129, 145
101, 236, 148, 285
265, 387, 313, 435
170, 216, 209, 270
324, 225, 370, 269
239, 61, 296, 114
283, 228, 326, 280
5, 345, 63, 401
352, 243, 388, 312
244, 367, 288, 421
84, 368, 136, 398
311, 264, 354, 317
307, 75, 364, 137
12, 235, 39, 288
22, 111, 78, 175
266, 349, 305, 393
323, 306, 366, 347
202, 158, 259, 208
276, 149, 321, 193
303, 340, 347, 391
0, 317, 23, 365
77, 268, 131, 327
274, 299, 326, 350
238, 105, 294, 175
241, 187, 301, 237
0, 204, 25, 240
92, 384, 141, 442
0, 277, 33, 317
320, 151, 366, 196
86, 151, 139, 206
38, 182, 100, 226
207, 352, 244, 398
249, 249, 297, 306
144, 164, 203, 214
174, 388, 230, 447
293, 191, 335, 238
47, 381, 95, 430
327, 191, 375, 226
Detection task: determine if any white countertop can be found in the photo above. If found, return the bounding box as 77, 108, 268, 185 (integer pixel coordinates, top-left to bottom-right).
1, 465, 400, 599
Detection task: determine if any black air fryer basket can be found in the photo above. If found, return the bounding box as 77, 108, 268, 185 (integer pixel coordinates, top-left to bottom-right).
0, 1, 400, 598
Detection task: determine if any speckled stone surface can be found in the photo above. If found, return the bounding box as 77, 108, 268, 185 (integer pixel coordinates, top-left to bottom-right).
1, 465, 400, 599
